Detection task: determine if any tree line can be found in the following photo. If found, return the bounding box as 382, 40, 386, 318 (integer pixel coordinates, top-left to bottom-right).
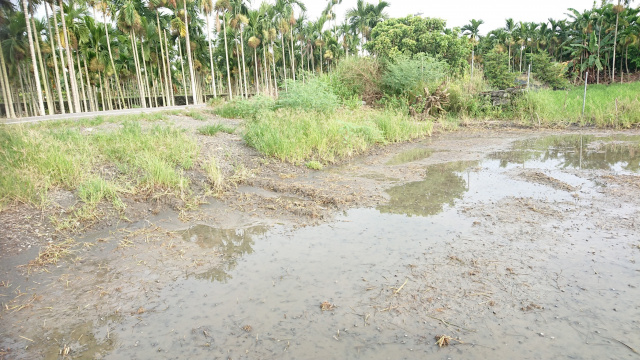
1, 0, 638, 119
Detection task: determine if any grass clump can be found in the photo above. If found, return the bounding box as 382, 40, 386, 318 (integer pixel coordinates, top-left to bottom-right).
203, 157, 224, 192
277, 77, 339, 113
198, 124, 235, 136
184, 110, 207, 121
244, 108, 432, 164
215, 95, 275, 119
305, 161, 323, 170
78, 176, 124, 209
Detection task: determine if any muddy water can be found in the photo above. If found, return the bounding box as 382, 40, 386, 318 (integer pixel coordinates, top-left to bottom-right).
2, 133, 640, 359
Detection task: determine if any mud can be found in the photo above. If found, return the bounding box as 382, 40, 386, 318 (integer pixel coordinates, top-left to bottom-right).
1, 126, 640, 359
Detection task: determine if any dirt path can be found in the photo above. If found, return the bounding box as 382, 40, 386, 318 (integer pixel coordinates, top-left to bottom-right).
1, 114, 639, 359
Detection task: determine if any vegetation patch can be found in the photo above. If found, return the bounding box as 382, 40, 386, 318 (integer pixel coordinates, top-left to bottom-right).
243, 107, 432, 164
198, 124, 236, 136
0, 120, 199, 211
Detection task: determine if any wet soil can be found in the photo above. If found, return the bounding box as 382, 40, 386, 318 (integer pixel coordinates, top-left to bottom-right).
1, 119, 640, 359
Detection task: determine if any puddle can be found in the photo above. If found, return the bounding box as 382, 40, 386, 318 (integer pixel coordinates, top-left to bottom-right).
180, 225, 268, 283
378, 161, 477, 216
3, 132, 640, 359
490, 134, 640, 173
386, 148, 433, 165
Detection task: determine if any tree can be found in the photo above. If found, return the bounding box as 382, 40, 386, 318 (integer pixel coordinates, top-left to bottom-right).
21, 0, 46, 116
215, 0, 232, 100
366, 16, 471, 74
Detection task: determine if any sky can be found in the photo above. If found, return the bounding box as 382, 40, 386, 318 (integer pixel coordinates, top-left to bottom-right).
296, 0, 596, 35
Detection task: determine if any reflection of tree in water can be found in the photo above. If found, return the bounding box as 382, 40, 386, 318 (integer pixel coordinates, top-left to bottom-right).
180, 225, 268, 283
490, 135, 640, 172
378, 161, 477, 217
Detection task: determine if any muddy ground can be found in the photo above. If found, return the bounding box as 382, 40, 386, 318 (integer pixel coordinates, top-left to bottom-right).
1, 114, 640, 359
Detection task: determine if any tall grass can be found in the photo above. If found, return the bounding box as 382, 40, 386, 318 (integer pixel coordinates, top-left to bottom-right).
510, 82, 640, 127
198, 124, 235, 136
244, 108, 432, 164
0, 120, 199, 210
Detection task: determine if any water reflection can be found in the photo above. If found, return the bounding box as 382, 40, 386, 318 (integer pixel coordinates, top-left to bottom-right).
378, 161, 477, 217
490, 135, 640, 172
180, 225, 268, 283
386, 148, 433, 165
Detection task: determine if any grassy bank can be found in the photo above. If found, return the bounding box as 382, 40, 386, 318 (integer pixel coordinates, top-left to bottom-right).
0, 114, 200, 215
510, 82, 640, 127
216, 93, 433, 165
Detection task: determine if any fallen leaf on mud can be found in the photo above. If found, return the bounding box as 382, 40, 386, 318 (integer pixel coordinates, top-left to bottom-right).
320, 301, 335, 311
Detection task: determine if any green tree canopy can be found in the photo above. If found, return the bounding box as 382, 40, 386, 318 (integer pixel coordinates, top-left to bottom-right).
365, 15, 471, 74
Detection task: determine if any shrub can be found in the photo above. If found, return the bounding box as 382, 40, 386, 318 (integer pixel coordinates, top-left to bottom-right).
483, 49, 517, 89
529, 51, 570, 89
382, 54, 449, 98
329, 57, 383, 104
277, 77, 339, 113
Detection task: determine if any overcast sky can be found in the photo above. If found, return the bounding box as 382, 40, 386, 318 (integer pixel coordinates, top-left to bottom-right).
292, 0, 596, 34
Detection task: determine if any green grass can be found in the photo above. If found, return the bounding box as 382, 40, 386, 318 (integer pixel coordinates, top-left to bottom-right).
510, 82, 640, 127
305, 161, 324, 170
184, 110, 207, 121
215, 95, 276, 119
198, 124, 235, 136
0, 120, 199, 210
243, 108, 432, 164
203, 157, 224, 192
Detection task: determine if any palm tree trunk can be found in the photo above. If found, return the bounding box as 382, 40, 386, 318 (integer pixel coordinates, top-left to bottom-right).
22, 0, 45, 116
271, 42, 278, 97
184, 0, 198, 104
290, 28, 296, 81
0, 42, 16, 118
205, 12, 217, 98
281, 35, 287, 91
58, 0, 81, 113
139, 42, 153, 107
240, 27, 249, 98
98, 71, 105, 110
76, 51, 87, 111
262, 44, 269, 95
253, 48, 259, 94
177, 37, 188, 105
612, 8, 619, 82
221, 15, 232, 100
164, 29, 175, 106
130, 31, 147, 108
82, 56, 95, 112
156, 13, 170, 107
31, 16, 54, 115
102, 7, 126, 109
44, 3, 65, 114
234, 43, 244, 97
18, 65, 29, 117
0, 52, 15, 118
0, 70, 10, 118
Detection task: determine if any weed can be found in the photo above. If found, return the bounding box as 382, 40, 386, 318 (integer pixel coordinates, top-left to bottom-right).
215, 95, 275, 119
198, 124, 235, 136
203, 157, 224, 192
305, 161, 324, 170
185, 111, 207, 121
243, 108, 432, 163
277, 77, 339, 114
